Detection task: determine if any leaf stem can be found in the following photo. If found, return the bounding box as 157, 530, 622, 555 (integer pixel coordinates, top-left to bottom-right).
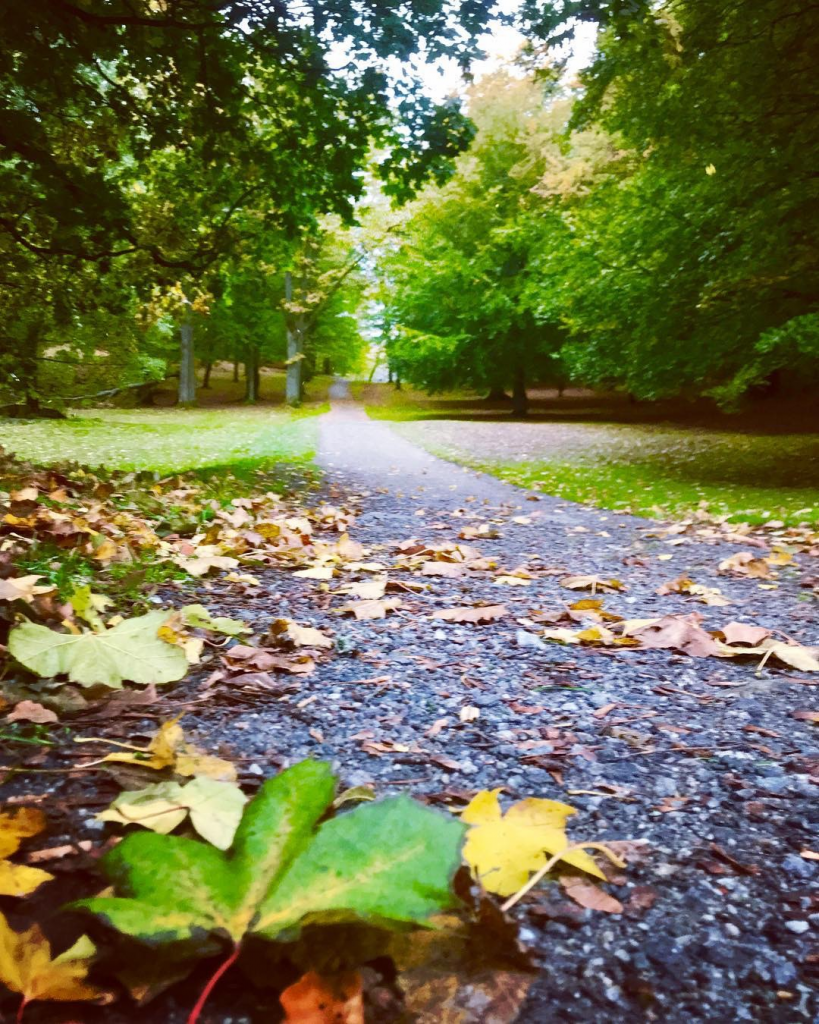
17, 997, 27, 1024
501, 841, 627, 912
187, 943, 241, 1024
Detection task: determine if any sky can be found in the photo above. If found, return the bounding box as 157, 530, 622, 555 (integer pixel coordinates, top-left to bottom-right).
414, 5, 599, 102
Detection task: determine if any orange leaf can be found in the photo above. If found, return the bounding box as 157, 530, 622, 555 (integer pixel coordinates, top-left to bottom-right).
280, 970, 364, 1024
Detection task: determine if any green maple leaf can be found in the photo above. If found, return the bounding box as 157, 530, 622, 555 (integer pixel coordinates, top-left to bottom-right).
8, 611, 189, 688
74, 760, 465, 949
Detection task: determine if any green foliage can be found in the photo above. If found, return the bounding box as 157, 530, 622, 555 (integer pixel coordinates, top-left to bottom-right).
377, 75, 570, 400
76, 760, 465, 948
536, 0, 819, 401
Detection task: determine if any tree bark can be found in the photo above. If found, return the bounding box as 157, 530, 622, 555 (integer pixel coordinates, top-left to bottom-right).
244, 348, 259, 403
202, 362, 213, 388
485, 387, 511, 402
178, 319, 196, 406
285, 270, 302, 406
232, 359, 240, 383
512, 365, 528, 417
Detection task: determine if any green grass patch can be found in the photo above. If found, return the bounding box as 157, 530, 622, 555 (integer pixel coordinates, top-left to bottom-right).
388, 420, 819, 525
0, 405, 325, 476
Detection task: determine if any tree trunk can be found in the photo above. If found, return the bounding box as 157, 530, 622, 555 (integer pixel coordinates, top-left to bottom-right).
285, 270, 302, 406
512, 366, 528, 417
178, 320, 196, 406
485, 387, 510, 402
202, 362, 213, 389
387, 367, 393, 384
394, 372, 402, 391
244, 348, 259, 403
232, 360, 240, 383
323, 357, 332, 375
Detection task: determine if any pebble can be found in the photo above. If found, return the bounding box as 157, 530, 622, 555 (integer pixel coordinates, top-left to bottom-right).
784, 920, 809, 935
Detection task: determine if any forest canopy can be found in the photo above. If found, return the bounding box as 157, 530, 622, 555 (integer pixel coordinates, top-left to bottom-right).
2, 0, 818, 412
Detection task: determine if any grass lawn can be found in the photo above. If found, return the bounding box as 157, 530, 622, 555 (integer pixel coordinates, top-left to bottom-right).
1, 406, 325, 478
363, 385, 819, 525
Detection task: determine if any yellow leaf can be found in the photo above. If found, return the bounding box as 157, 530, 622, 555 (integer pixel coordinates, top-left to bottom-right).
0, 808, 54, 897
102, 717, 236, 780
0, 913, 100, 1013
461, 789, 604, 897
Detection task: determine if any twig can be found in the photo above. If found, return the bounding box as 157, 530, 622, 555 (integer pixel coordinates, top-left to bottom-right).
501, 841, 627, 913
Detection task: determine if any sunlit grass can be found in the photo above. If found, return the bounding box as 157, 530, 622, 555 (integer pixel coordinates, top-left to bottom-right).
0, 405, 325, 475
385, 419, 819, 525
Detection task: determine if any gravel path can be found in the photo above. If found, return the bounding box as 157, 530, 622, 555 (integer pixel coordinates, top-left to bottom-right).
11, 391, 817, 1023
212, 393, 814, 1023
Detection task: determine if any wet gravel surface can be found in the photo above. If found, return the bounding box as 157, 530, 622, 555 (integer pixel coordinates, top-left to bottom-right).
191, 400, 818, 1022
8, 398, 818, 1023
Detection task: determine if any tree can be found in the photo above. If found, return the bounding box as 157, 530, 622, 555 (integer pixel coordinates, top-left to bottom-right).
0, 0, 492, 410
528, 0, 819, 402
376, 73, 571, 414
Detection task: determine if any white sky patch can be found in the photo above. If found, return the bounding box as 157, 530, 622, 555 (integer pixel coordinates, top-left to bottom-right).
327, 4, 597, 104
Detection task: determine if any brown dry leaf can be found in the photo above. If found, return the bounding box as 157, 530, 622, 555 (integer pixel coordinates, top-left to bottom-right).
432, 605, 508, 625
0, 808, 54, 897
560, 575, 626, 594
269, 619, 333, 649
5, 701, 58, 725
173, 552, 240, 577
630, 613, 722, 657
336, 598, 402, 620
223, 645, 315, 674
792, 710, 819, 724
280, 970, 364, 1024
389, 913, 535, 1024
718, 551, 770, 578
560, 876, 623, 914
0, 576, 56, 604
720, 622, 772, 646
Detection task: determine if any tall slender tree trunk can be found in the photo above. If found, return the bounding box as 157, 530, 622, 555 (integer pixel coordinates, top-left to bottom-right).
202, 362, 213, 389
232, 359, 240, 383
244, 347, 259, 403
394, 372, 402, 391
512, 365, 528, 417
178, 319, 196, 406
285, 270, 302, 406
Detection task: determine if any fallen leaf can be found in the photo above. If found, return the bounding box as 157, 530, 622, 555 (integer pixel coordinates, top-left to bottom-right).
0, 915, 101, 1016
8, 611, 189, 688
179, 604, 251, 636
459, 706, 480, 723
718, 552, 770, 578
0, 808, 54, 897
336, 598, 402, 620
100, 717, 237, 781
461, 789, 604, 897
335, 578, 387, 599
270, 619, 333, 649
280, 970, 363, 1024
630, 613, 721, 658
559, 876, 623, 914
97, 777, 247, 849
720, 622, 772, 646
432, 605, 508, 625
5, 701, 58, 725
792, 710, 819, 723
421, 562, 464, 578
0, 576, 56, 604
560, 576, 626, 594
